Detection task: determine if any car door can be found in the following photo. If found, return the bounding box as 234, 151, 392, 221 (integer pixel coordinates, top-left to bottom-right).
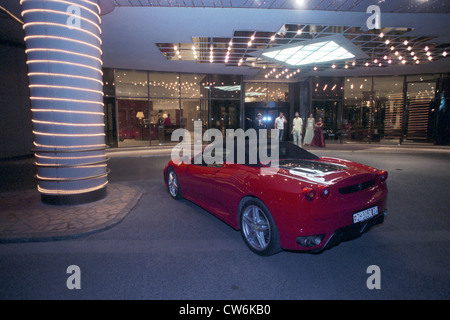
210, 163, 252, 225
185, 149, 224, 207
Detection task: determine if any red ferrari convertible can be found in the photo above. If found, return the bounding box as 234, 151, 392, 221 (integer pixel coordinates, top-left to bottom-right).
164, 141, 388, 256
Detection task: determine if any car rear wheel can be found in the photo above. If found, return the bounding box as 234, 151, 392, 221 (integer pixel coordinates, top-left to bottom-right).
167, 168, 182, 199
239, 199, 281, 256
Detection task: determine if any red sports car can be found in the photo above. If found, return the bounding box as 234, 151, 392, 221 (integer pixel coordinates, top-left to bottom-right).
164, 142, 388, 256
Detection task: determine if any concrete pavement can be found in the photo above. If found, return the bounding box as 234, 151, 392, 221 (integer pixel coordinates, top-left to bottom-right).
0, 183, 143, 243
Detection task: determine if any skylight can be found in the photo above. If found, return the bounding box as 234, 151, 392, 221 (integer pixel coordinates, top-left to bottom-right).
262, 40, 355, 66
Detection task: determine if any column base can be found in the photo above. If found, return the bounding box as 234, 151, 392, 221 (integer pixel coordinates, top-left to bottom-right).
41, 186, 107, 205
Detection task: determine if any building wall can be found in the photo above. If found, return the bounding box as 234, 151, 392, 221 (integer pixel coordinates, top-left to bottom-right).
0, 42, 33, 159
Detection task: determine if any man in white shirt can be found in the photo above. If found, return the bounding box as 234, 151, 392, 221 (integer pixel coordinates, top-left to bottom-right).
274, 112, 287, 141
291, 112, 303, 146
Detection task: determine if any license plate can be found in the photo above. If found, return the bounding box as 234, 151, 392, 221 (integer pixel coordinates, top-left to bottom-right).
353, 206, 378, 223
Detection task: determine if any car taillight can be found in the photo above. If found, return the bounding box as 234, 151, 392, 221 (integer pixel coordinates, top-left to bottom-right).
302, 187, 316, 201
380, 170, 388, 182
319, 185, 330, 199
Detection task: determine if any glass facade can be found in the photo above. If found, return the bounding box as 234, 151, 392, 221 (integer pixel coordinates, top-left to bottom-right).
341, 74, 443, 143
112, 70, 241, 147
107, 68, 448, 147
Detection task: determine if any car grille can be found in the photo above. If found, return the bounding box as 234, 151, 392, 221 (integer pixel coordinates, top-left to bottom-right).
339, 179, 375, 194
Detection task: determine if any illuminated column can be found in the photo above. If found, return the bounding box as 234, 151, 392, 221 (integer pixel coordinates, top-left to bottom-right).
21, 0, 108, 205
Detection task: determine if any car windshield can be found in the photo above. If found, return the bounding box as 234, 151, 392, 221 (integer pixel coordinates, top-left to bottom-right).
196, 140, 319, 167
259, 142, 319, 161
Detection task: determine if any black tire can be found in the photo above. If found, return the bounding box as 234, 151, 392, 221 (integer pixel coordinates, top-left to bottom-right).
239, 198, 281, 256
167, 168, 182, 199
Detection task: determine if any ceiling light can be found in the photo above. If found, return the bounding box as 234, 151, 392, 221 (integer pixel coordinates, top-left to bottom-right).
271, 35, 276, 41
260, 36, 363, 67
403, 40, 408, 45
443, 51, 448, 57
379, 33, 384, 38
425, 46, 429, 51
297, 29, 302, 35
385, 40, 390, 45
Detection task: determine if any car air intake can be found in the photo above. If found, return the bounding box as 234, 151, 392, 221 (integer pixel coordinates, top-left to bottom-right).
339, 180, 375, 194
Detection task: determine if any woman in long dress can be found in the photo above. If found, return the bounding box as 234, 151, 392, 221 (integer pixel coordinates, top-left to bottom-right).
310, 117, 326, 147
304, 113, 315, 145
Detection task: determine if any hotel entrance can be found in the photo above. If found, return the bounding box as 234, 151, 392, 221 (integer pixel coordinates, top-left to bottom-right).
244, 103, 290, 141
244, 82, 290, 140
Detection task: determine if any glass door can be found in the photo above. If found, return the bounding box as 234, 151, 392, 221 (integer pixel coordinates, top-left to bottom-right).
405, 81, 436, 141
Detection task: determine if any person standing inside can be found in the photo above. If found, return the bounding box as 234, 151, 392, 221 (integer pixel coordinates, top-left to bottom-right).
246, 112, 266, 139
304, 113, 315, 146
291, 112, 303, 147
274, 112, 287, 141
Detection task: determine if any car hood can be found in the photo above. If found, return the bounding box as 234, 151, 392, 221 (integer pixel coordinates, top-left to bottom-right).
272, 157, 380, 186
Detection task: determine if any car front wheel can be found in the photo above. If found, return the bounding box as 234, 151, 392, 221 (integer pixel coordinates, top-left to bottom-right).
239, 199, 281, 256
